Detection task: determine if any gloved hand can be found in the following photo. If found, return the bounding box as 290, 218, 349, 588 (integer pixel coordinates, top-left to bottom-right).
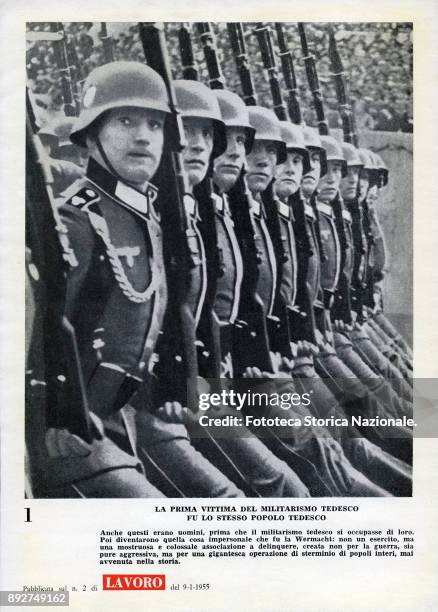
45, 412, 104, 458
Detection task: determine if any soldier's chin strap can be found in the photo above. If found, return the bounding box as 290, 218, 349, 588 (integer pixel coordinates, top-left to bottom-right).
95, 136, 149, 197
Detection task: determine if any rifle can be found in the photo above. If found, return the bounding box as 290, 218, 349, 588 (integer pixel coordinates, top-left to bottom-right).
138, 22, 199, 410
327, 26, 357, 146
297, 24, 353, 328
196, 23, 225, 90
100, 22, 114, 64
275, 23, 302, 125
227, 23, 257, 106
49, 23, 77, 117
26, 88, 95, 449
298, 23, 328, 136
253, 23, 287, 121
252, 23, 318, 348
219, 22, 278, 374
327, 25, 369, 322
178, 23, 199, 81
175, 23, 225, 382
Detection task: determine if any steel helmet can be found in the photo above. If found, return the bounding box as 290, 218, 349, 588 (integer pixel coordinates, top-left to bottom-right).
358, 148, 375, 171
173, 79, 227, 158
279, 122, 311, 174
341, 142, 363, 168
366, 151, 383, 186
70, 61, 171, 148
212, 89, 255, 154
373, 153, 389, 186
320, 135, 347, 177
247, 106, 287, 164
303, 125, 327, 176
361, 150, 381, 187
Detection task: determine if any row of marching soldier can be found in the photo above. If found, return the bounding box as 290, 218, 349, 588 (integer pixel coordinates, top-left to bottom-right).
25, 22, 413, 498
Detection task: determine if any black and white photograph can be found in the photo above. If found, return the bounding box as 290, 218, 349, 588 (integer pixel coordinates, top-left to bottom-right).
25, 21, 414, 500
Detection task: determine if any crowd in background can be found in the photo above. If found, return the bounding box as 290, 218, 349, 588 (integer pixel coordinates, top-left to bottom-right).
26, 22, 413, 134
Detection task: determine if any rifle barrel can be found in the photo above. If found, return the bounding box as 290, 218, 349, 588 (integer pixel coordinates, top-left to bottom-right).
227, 23, 257, 106
178, 23, 199, 81
253, 23, 288, 121
327, 26, 358, 145
50, 23, 77, 117
138, 22, 199, 408
196, 23, 225, 89
297, 23, 328, 135
274, 23, 302, 125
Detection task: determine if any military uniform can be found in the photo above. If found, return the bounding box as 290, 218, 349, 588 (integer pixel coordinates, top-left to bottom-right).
37, 158, 167, 497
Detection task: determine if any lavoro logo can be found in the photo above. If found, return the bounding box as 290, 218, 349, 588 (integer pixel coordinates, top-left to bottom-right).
103, 574, 166, 590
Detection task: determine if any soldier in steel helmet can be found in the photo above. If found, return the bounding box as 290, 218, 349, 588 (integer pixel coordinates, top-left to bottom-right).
242, 105, 286, 375
209, 88, 254, 377
31, 60, 182, 497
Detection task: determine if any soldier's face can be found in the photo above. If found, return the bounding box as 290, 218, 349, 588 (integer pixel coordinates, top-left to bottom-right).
213, 126, 246, 193
317, 160, 343, 203
301, 150, 321, 198
182, 117, 214, 189
245, 140, 278, 194
359, 168, 370, 202
340, 165, 360, 201
93, 107, 165, 187
274, 150, 304, 200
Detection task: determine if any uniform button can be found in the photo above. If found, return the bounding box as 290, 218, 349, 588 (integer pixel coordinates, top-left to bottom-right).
72, 196, 86, 206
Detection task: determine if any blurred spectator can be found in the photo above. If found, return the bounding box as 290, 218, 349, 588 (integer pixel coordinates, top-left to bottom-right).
26, 21, 413, 132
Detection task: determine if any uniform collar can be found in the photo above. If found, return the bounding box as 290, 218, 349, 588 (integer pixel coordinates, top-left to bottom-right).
304, 202, 315, 219
248, 192, 265, 218
274, 196, 296, 221
342, 208, 352, 223
184, 193, 199, 219
86, 157, 158, 218
316, 200, 334, 217
212, 192, 231, 216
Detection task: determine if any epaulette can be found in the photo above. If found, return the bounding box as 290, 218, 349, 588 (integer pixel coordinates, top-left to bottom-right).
65, 187, 100, 210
